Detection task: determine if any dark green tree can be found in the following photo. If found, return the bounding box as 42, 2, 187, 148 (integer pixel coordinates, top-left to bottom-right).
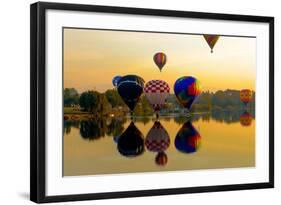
105, 89, 124, 108
79, 90, 99, 112
64, 88, 79, 106
96, 93, 111, 115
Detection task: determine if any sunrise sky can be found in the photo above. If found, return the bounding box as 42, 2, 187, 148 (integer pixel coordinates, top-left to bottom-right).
63, 28, 256, 93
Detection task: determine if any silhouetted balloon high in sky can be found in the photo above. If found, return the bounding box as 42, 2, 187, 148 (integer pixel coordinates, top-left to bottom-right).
240, 89, 253, 106
153, 52, 167, 72
117, 75, 144, 111
144, 80, 170, 116
112, 75, 122, 87
117, 122, 144, 157
175, 121, 201, 154
203, 34, 220, 53
174, 76, 201, 110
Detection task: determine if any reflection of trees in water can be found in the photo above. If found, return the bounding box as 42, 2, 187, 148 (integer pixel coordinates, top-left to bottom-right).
64, 120, 80, 135
174, 116, 190, 125
64, 117, 127, 141
162, 116, 171, 122
133, 116, 150, 125
106, 118, 126, 137
173, 109, 255, 125
211, 109, 255, 124
64, 109, 256, 140
80, 120, 107, 140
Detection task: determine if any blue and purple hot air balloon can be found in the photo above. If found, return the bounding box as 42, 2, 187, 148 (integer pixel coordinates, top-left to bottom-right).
174, 76, 201, 110
174, 121, 201, 153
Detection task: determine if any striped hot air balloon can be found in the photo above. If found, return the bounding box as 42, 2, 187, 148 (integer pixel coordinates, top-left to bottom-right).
175, 121, 201, 154
153, 52, 167, 72
240, 111, 253, 126
144, 80, 170, 117
240, 89, 253, 106
155, 152, 168, 166
174, 76, 201, 110
203, 34, 220, 53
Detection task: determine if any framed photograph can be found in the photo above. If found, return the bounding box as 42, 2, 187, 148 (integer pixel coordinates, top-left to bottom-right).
30, 2, 274, 203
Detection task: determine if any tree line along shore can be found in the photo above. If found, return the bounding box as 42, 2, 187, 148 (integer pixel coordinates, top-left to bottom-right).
64, 88, 255, 120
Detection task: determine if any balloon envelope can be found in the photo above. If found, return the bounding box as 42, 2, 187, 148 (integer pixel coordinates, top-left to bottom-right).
153, 52, 167, 71
155, 152, 168, 166
145, 121, 170, 152
117, 122, 144, 157
174, 76, 201, 110
144, 80, 170, 112
240, 89, 253, 105
117, 75, 144, 111
203, 34, 220, 53
112, 75, 122, 87
175, 121, 201, 153
240, 111, 252, 126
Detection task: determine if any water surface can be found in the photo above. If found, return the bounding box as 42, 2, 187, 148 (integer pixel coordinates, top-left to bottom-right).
63, 112, 255, 176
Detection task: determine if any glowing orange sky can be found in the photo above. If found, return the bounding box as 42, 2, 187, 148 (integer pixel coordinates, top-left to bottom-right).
64, 28, 256, 93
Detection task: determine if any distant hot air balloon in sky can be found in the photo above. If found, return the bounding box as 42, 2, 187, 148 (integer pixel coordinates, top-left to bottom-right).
117, 75, 144, 111
240, 89, 253, 106
175, 121, 201, 153
112, 75, 122, 87
117, 122, 144, 157
145, 121, 170, 153
144, 80, 170, 117
174, 76, 201, 110
240, 111, 253, 126
153, 52, 167, 72
203, 34, 220, 53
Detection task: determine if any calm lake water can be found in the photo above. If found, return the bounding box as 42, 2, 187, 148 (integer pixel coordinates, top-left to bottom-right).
63, 111, 255, 176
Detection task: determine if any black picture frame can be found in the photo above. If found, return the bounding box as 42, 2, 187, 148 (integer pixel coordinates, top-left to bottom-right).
30, 2, 274, 203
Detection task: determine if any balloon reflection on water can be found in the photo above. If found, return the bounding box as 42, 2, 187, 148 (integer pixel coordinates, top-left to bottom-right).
240, 111, 252, 126
155, 152, 168, 166
174, 121, 201, 154
117, 122, 145, 157
145, 121, 170, 166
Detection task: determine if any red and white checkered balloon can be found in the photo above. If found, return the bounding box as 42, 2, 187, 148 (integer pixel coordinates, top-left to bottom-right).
145, 121, 170, 152
144, 80, 170, 112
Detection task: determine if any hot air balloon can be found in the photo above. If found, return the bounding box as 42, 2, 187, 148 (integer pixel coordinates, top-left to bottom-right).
113, 135, 120, 143
112, 75, 122, 87
153, 52, 167, 72
174, 76, 201, 110
145, 121, 170, 153
240, 89, 253, 106
144, 80, 170, 117
175, 121, 201, 153
240, 111, 253, 126
117, 75, 144, 111
203, 34, 220, 53
117, 122, 144, 157
155, 152, 168, 166
145, 121, 170, 166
